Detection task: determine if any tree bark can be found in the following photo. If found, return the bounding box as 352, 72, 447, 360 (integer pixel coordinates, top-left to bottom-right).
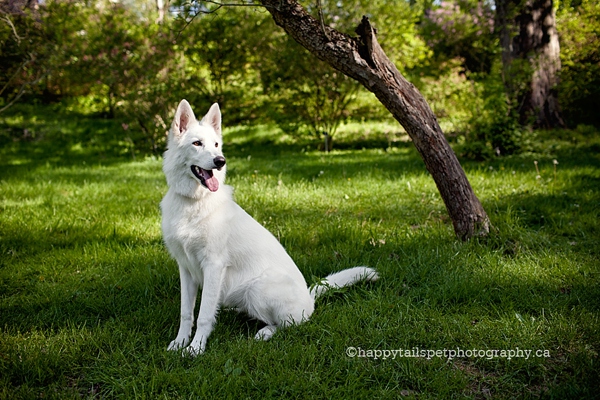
496, 0, 564, 128
259, 0, 490, 240
156, 0, 167, 24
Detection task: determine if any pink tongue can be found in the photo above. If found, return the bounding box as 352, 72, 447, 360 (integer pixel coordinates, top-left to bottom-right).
204, 172, 219, 192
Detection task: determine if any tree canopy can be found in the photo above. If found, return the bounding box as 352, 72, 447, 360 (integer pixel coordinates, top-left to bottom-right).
1, 0, 598, 155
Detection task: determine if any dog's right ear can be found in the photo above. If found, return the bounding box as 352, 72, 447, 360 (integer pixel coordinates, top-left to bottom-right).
201, 103, 222, 137
173, 99, 196, 136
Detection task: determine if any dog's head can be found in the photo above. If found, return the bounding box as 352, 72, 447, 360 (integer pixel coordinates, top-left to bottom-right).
163, 100, 227, 197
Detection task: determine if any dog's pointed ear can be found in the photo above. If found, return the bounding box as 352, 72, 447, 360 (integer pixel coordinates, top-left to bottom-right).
173, 99, 196, 136
201, 103, 221, 137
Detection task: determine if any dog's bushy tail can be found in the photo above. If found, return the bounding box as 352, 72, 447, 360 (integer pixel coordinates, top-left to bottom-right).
309, 266, 379, 300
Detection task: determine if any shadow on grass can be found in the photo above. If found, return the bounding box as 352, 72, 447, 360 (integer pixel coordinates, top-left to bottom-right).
1, 112, 599, 396
6, 182, 594, 334
0, 104, 145, 176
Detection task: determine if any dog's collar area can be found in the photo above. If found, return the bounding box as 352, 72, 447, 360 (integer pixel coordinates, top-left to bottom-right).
191, 165, 219, 192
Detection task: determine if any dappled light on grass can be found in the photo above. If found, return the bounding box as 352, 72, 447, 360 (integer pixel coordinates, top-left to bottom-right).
1, 118, 599, 398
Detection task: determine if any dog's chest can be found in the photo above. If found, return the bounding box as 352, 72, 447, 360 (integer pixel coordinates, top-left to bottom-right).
161, 193, 217, 258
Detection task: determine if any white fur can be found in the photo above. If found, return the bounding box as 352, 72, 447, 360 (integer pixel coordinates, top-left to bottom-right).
161, 100, 379, 355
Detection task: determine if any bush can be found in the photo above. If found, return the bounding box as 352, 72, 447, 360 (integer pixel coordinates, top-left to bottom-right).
455, 64, 526, 160
557, 0, 600, 127
464, 112, 525, 160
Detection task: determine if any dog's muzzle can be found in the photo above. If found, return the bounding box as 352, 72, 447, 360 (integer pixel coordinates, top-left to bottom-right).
214, 156, 226, 170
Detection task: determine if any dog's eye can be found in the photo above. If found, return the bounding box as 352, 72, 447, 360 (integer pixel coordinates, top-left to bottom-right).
192, 141, 202, 147
215, 142, 219, 148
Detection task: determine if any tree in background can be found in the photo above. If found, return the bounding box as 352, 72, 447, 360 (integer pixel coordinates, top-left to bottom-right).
420, 0, 566, 157
256, 0, 490, 239
256, 0, 429, 149
258, 27, 360, 148
495, 0, 564, 128
0, 0, 53, 112
556, 0, 600, 127
421, 0, 497, 75
2, 0, 598, 152
171, 4, 270, 125
418, 0, 515, 158
60, 1, 179, 151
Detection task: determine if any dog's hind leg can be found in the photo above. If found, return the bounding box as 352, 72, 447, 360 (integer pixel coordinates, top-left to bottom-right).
168, 265, 199, 351
255, 325, 278, 341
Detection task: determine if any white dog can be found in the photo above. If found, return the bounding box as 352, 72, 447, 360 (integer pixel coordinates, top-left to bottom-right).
161, 100, 378, 355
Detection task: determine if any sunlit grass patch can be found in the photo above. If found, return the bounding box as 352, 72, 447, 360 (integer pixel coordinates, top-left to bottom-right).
1, 112, 599, 398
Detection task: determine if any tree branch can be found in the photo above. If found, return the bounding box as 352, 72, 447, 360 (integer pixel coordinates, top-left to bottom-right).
0, 67, 49, 114
176, 0, 276, 38
257, 0, 490, 239
315, 0, 330, 42
186, 0, 490, 239
0, 13, 22, 44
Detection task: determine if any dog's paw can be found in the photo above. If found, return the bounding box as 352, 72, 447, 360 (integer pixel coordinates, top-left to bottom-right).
167, 337, 189, 351
254, 325, 277, 341
183, 343, 204, 357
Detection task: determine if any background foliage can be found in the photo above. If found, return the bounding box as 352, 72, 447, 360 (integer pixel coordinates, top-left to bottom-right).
1, 0, 599, 155
556, 0, 600, 128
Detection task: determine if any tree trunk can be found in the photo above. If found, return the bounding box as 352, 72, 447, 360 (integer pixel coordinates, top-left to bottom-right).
259, 0, 490, 240
496, 0, 564, 128
156, 0, 167, 24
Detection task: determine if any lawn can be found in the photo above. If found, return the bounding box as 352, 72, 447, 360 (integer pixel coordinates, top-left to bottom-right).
1, 106, 599, 399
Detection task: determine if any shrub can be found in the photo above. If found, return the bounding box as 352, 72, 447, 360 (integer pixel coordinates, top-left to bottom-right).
557, 0, 600, 127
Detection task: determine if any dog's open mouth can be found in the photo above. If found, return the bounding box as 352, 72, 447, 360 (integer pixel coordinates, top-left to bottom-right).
191, 165, 219, 192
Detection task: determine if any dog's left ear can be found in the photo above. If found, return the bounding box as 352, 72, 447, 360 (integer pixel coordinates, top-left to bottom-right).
201, 103, 221, 137
173, 99, 196, 136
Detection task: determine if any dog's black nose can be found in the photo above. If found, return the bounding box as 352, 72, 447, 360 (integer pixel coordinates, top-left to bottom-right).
213, 156, 226, 169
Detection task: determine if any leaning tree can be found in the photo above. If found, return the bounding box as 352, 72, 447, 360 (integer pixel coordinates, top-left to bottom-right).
188, 0, 491, 240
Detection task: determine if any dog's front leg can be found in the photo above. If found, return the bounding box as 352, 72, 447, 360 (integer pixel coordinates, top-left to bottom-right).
185, 264, 225, 356
168, 265, 199, 351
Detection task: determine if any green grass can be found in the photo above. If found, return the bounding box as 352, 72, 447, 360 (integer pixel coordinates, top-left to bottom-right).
1, 106, 599, 399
